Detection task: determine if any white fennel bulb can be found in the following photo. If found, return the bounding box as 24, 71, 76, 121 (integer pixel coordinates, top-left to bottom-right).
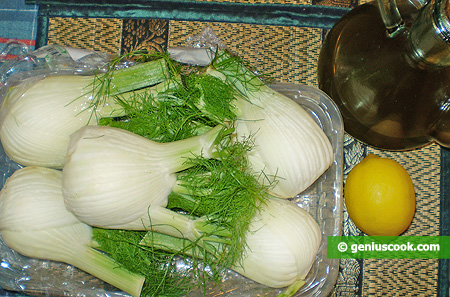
62, 124, 224, 238
205, 53, 333, 198
0, 166, 145, 297
140, 197, 321, 290
0, 58, 169, 169
233, 198, 321, 289
232, 82, 333, 198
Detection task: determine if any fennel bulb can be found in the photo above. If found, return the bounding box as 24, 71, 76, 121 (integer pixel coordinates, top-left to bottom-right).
0, 166, 145, 297
232, 198, 321, 289
62, 124, 226, 237
141, 197, 322, 289
0, 58, 169, 169
204, 52, 333, 198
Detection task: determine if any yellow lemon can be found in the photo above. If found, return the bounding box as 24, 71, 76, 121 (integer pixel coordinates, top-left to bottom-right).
344, 154, 415, 236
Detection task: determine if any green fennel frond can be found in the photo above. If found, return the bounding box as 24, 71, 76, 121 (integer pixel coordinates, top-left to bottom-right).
93, 228, 195, 297
208, 50, 275, 97
99, 78, 216, 143
169, 137, 272, 269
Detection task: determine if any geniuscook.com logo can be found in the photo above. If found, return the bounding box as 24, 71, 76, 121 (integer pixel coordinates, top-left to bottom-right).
327, 236, 446, 259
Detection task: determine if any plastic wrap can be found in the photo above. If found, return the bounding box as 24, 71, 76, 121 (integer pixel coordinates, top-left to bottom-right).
0, 38, 343, 296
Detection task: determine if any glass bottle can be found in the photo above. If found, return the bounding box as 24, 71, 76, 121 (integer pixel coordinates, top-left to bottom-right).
318, 0, 450, 150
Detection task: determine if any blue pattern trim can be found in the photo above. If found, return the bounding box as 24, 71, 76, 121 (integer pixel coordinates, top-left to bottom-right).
438, 147, 450, 297
30, 0, 349, 48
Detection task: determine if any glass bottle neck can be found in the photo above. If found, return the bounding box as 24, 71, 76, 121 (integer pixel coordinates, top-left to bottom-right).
407, 0, 450, 68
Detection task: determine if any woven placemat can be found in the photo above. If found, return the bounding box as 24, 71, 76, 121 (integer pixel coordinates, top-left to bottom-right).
42, 12, 443, 297
47, 17, 122, 54
168, 21, 321, 86
360, 144, 440, 296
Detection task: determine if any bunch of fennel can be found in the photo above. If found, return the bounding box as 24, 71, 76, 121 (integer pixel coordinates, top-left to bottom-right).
0, 50, 330, 296
0, 56, 171, 169
85, 92, 323, 293
0, 166, 145, 297
60, 93, 324, 293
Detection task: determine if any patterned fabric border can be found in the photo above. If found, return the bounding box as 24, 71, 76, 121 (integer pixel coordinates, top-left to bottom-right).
121, 19, 169, 54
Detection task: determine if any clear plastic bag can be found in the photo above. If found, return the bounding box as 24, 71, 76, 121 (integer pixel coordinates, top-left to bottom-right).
0, 39, 343, 297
